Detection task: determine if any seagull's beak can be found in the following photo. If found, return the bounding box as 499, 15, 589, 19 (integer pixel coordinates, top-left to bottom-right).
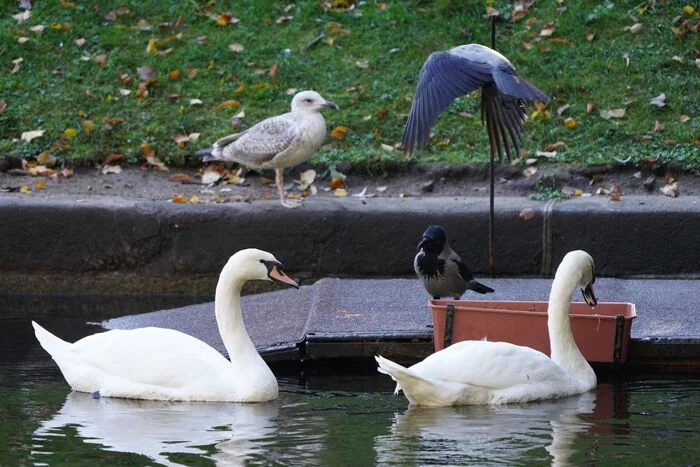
581, 282, 597, 307
323, 100, 339, 110
268, 263, 299, 289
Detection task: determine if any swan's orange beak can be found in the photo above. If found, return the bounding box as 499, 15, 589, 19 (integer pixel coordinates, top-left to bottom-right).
581, 282, 597, 307
269, 265, 299, 289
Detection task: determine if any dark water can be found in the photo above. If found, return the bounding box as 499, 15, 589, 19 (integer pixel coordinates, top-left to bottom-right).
1, 295, 699, 466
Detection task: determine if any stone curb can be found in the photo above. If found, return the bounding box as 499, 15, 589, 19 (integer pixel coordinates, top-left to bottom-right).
1, 195, 698, 293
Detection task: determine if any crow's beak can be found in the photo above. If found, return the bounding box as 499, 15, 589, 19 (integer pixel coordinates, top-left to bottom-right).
267, 263, 299, 289
581, 282, 597, 307
417, 237, 429, 251
323, 100, 339, 110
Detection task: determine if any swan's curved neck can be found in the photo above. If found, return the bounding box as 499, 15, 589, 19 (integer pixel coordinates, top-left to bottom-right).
547, 273, 595, 384
215, 276, 258, 363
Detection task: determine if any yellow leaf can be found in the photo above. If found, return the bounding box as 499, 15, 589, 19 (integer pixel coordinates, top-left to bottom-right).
171, 194, 188, 204
334, 188, 348, 197
331, 125, 348, 140
36, 180, 47, 189
63, 128, 77, 138
20, 185, 32, 193
215, 99, 241, 110
168, 69, 181, 80
190, 194, 200, 204
146, 38, 158, 54
564, 118, 576, 129
140, 142, 155, 158
682, 5, 695, 15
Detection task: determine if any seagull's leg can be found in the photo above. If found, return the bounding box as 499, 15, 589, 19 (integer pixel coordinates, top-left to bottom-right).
275, 167, 300, 208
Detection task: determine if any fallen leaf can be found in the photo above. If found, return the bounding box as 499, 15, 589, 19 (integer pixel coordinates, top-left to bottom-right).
202, 167, 224, 185
275, 15, 293, 24
649, 93, 667, 108
170, 173, 193, 183
21, 130, 44, 142
586, 102, 596, 114
11, 57, 24, 74
171, 134, 190, 147
542, 141, 566, 152
331, 125, 348, 140
334, 188, 348, 197
102, 164, 122, 175
168, 69, 181, 80
625, 23, 643, 34
0, 101, 6, 114
486, 7, 500, 17
352, 186, 368, 198
189, 98, 203, 106
609, 184, 622, 201
171, 194, 189, 204
458, 111, 474, 118
18, 37, 30, 44
600, 108, 626, 120
660, 181, 679, 198
20, 185, 32, 193
564, 117, 577, 129
145, 154, 168, 171
585, 32, 595, 41
623, 53, 630, 68
376, 186, 388, 193
540, 22, 556, 37
679, 115, 690, 123
63, 128, 77, 138
298, 169, 316, 190
653, 120, 664, 132
226, 167, 246, 185
519, 208, 535, 221
329, 167, 347, 189
683, 5, 696, 14
355, 60, 370, 70
186, 68, 198, 78
12, 10, 31, 23
380, 143, 394, 152
146, 38, 158, 54
216, 13, 239, 26
137, 66, 156, 81
672, 55, 685, 64
523, 166, 538, 178
215, 99, 241, 110
536, 150, 558, 158
228, 43, 244, 53
93, 54, 108, 67
556, 104, 570, 116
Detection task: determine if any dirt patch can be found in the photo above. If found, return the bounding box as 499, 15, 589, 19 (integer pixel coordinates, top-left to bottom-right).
0, 162, 696, 203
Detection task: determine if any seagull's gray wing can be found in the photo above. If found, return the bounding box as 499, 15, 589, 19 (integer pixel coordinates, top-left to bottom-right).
403, 51, 493, 155
218, 115, 300, 167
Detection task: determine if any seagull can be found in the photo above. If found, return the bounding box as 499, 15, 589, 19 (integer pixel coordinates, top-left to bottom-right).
414, 225, 494, 299
199, 90, 338, 208
402, 43, 548, 162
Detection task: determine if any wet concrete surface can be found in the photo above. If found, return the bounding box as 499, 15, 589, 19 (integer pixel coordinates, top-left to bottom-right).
105, 277, 700, 368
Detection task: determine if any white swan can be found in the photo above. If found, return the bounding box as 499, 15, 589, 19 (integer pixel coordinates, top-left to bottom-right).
32, 248, 299, 402
376, 250, 598, 406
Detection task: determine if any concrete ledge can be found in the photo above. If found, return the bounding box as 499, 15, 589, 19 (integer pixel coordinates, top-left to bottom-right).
1, 195, 698, 293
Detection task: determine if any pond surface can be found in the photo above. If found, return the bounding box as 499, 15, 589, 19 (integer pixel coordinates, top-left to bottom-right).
1, 295, 699, 466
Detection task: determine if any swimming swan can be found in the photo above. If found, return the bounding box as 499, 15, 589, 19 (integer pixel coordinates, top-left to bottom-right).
376, 250, 598, 406
32, 248, 299, 402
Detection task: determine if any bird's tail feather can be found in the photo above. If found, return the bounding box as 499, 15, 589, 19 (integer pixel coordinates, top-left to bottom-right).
32, 321, 70, 356
376, 355, 450, 405
469, 280, 495, 294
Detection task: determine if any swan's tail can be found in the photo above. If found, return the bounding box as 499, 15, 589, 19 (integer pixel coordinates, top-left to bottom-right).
376, 355, 458, 406
32, 321, 71, 356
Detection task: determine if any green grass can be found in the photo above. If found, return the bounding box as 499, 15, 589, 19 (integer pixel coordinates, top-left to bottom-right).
1, 0, 698, 172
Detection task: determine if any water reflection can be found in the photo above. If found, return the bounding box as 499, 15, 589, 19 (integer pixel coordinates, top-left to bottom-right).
32, 392, 277, 466
375, 388, 610, 466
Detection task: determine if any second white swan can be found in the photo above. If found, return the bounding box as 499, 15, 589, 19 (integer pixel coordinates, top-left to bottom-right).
376, 250, 598, 406
33, 248, 299, 402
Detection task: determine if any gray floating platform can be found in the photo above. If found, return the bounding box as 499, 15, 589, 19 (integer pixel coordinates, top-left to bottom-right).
104, 277, 700, 370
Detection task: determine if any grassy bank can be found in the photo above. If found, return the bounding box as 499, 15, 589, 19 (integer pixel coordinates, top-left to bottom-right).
1, 0, 698, 173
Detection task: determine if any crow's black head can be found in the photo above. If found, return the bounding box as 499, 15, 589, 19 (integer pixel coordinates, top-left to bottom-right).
417, 225, 447, 254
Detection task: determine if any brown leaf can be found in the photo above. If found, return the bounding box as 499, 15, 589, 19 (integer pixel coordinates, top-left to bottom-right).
171, 134, 190, 147
102, 164, 122, 175
539, 22, 556, 37
216, 13, 239, 26
215, 99, 241, 110
679, 114, 690, 123
585, 32, 595, 41
542, 141, 566, 152
170, 173, 193, 183
93, 54, 108, 67
0, 101, 7, 114
586, 102, 596, 114
145, 154, 168, 171
653, 120, 664, 132
171, 194, 189, 204
168, 69, 181, 80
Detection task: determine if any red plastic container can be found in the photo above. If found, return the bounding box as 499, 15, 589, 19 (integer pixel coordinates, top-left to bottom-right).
430, 300, 636, 363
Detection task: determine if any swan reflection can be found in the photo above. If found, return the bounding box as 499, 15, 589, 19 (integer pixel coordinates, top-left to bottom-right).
33, 391, 278, 466
375, 390, 597, 466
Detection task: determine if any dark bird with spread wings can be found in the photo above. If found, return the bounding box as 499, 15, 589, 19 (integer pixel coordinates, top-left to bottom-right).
402, 43, 548, 162
414, 225, 494, 300
199, 90, 338, 208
